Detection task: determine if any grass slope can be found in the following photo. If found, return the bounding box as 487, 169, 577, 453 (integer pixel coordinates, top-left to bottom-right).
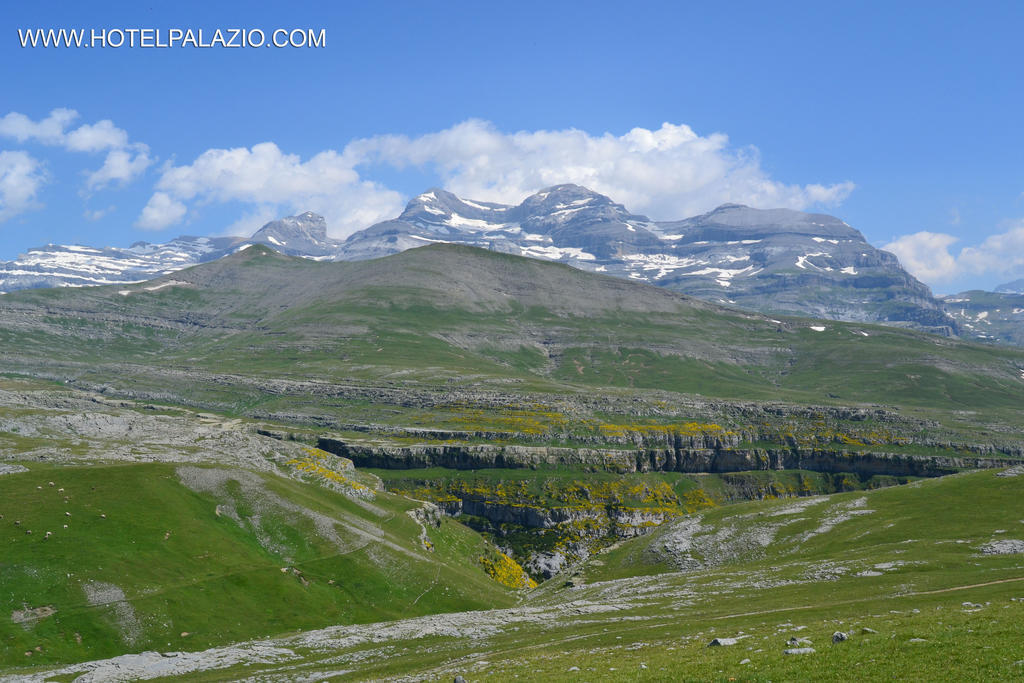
16, 466, 1022, 681
0, 461, 515, 670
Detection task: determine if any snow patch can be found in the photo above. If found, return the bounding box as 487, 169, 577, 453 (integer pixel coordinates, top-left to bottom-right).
795, 252, 829, 270
458, 198, 494, 210
144, 279, 189, 292
520, 245, 596, 261
809, 326, 826, 332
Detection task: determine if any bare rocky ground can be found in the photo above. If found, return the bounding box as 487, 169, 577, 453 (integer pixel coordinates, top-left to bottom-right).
2, 600, 636, 682
0, 386, 306, 472
0, 385, 377, 501
81, 583, 142, 648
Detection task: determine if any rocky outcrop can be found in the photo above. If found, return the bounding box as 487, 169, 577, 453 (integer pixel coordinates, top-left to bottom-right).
319, 437, 1015, 479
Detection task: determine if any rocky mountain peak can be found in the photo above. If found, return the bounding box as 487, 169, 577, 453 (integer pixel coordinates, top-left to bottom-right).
247, 212, 340, 257
401, 188, 511, 224
520, 184, 615, 213
253, 212, 328, 242
680, 203, 862, 240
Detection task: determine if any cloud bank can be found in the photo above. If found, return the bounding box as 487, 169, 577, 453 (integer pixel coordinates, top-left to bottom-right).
136, 142, 403, 232
346, 120, 855, 220
138, 119, 855, 236
883, 221, 1024, 288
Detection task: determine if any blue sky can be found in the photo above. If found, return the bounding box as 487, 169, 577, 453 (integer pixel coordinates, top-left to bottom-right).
1, 1, 1022, 293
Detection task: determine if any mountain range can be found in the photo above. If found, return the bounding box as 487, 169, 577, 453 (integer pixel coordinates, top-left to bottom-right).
4, 184, 1022, 341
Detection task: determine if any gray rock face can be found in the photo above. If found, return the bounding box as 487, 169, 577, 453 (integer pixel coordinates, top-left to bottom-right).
526, 551, 568, 578
250, 211, 342, 257
319, 437, 1014, 479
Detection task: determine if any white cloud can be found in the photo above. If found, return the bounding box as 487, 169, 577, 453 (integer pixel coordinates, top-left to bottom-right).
0, 150, 48, 222
65, 119, 130, 153
0, 108, 77, 145
85, 145, 152, 191
220, 205, 281, 237
141, 142, 404, 234
140, 120, 854, 236
0, 108, 150, 192
958, 221, 1024, 278
884, 221, 1024, 287
882, 231, 961, 284
84, 205, 115, 222
344, 119, 856, 219
135, 191, 187, 231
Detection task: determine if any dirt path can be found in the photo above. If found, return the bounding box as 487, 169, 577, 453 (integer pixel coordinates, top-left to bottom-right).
710, 575, 1024, 621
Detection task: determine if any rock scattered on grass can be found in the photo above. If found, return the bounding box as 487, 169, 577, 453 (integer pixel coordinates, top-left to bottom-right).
11, 605, 56, 628
980, 540, 1024, 555
832, 631, 848, 643
784, 647, 816, 655
861, 627, 878, 634
708, 636, 747, 646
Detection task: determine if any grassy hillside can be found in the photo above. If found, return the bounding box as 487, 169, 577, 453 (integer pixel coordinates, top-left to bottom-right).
14, 466, 1023, 681
0, 461, 516, 670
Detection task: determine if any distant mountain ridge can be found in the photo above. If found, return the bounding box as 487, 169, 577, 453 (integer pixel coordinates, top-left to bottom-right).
0, 185, 956, 336
338, 184, 955, 335
0, 211, 334, 292
995, 278, 1024, 294
940, 289, 1024, 346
